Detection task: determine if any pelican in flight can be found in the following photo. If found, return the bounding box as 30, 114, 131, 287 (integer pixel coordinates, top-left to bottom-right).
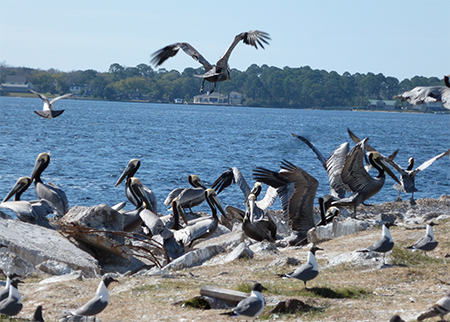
115, 159, 157, 213
212, 167, 278, 209
347, 128, 449, 205
30, 89, 74, 119
253, 160, 319, 241
292, 133, 349, 199
30, 152, 69, 216
151, 30, 270, 93
0, 177, 58, 227
174, 189, 227, 247
164, 175, 208, 213
331, 139, 400, 216
393, 75, 450, 110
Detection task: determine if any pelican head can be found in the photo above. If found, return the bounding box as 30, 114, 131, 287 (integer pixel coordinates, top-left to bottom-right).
30, 152, 50, 182
407, 157, 415, 171
188, 174, 207, 189
204, 188, 228, 220
129, 177, 151, 209
370, 152, 401, 184
2, 177, 32, 203
251, 182, 263, 198
115, 159, 141, 187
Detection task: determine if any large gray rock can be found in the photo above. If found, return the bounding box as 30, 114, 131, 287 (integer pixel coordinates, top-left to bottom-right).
0, 251, 40, 277
308, 219, 374, 244
224, 242, 253, 263
193, 231, 245, 251
0, 219, 100, 277
162, 245, 225, 271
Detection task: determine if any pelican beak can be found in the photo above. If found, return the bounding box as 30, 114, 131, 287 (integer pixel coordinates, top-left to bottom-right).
210, 191, 228, 220
115, 161, 137, 187
2, 177, 30, 203
378, 156, 401, 184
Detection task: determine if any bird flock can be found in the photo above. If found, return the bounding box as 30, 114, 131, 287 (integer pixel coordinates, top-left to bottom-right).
2, 29, 450, 321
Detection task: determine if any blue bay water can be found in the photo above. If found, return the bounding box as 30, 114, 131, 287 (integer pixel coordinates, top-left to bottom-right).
1, 96, 449, 216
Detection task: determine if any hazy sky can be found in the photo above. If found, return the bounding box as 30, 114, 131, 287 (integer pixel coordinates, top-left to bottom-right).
1, 0, 449, 80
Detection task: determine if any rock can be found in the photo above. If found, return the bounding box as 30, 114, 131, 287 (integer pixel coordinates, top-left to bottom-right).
193, 231, 245, 251
59, 315, 99, 322
36, 260, 75, 275
326, 250, 389, 268
0, 219, 100, 277
0, 251, 40, 277
308, 219, 374, 244
268, 299, 312, 314
224, 242, 253, 263
39, 272, 82, 284
163, 245, 225, 271
269, 257, 301, 267
249, 240, 278, 254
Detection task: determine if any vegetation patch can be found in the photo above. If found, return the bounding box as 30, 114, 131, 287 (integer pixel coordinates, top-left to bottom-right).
390, 247, 442, 267
180, 296, 211, 310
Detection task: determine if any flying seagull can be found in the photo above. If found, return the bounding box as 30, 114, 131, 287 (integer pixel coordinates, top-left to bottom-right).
151, 30, 270, 93
30, 89, 74, 119
220, 283, 267, 319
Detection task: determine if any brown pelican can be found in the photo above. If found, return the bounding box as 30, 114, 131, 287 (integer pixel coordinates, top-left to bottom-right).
253, 160, 319, 241
225, 193, 277, 242
0, 177, 57, 228
331, 139, 400, 216
212, 167, 278, 209
348, 128, 450, 205
30, 89, 74, 118
393, 75, 450, 110
317, 197, 340, 225
292, 133, 349, 198
115, 159, 157, 213
174, 189, 227, 247
30, 152, 69, 216
164, 175, 208, 213
124, 177, 164, 236
151, 30, 270, 93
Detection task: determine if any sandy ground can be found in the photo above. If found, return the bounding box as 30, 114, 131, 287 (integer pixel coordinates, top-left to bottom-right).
4, 196, 450, 322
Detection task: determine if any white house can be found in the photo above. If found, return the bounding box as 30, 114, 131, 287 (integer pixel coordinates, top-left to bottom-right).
1, 76, 34, 92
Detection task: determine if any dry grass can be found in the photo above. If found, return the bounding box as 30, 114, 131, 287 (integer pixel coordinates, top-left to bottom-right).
5, 198, 450, 322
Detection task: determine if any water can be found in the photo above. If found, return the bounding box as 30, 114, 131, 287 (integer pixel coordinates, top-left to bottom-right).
1, 96, 449, 217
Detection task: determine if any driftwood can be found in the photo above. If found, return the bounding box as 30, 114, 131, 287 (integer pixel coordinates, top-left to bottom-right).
200, 285, 249, 304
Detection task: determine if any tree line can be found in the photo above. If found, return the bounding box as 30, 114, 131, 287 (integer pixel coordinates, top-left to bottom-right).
0, 62, 444, 109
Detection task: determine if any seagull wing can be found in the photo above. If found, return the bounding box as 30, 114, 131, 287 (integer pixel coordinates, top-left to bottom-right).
49, 93, 74, 104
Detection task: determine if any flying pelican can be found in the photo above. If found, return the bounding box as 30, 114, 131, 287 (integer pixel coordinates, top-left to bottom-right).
347, 127, 450, 205
393, 75, 450, 110
69, 276, 118, 321
292, 133, 349, 198
225, 193, 277, 242
164, 175, 208, 213
253, 160, 319, 241
124, 177, 165, 236
30, 89, 74, 119
174, 189, 227, 247
30, 152, 69, 216
331, 139, 400, 216
212, 167, 278, 210
220, 283, 267, 319
279, 245, 323, 289
151, 30, 270, 93
0, 177, 58, 227
115, 159, 158, 213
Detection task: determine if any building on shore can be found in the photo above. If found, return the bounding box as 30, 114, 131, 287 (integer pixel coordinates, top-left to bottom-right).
1, 75, 34, 93
193, 91, 242, 105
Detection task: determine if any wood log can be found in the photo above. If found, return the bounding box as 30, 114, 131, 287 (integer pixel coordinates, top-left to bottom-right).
200, 285, 249, 303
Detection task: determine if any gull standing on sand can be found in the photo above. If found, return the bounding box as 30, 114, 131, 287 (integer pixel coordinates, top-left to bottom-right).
0, 278, 24, 320
0, 273, 20, 302
30, 89, 74, 119
357, 223, 395, 265
220, 283, 267, 319
417, 291, 450, 321
407, 222, 438, 252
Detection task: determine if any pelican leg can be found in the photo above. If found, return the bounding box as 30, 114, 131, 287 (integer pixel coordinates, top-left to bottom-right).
200, 79, 205, 92
410, 193, 416, 206
395, 192, 402, 202
210, 82, 217, 94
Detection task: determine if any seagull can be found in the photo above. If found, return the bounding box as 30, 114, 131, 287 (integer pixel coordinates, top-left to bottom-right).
69, 276, 118, 321
31, 305, 45, 322
357, 223, 395, 265
393, 75, 450, 110
407, 222, 438, 252
0, 277, 24, 320
30, 89, 74, 119
280, 245, 323, 289
151, 30, 270, 93
0, 273, 21, 302
417, 291, 450, 321
220, 283, 267, 319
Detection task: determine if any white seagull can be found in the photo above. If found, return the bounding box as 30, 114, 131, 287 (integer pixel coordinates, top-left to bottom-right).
417, 291, 450, 321
357, 223, 395, 265
220, 283, 267, 319
407, 222, 438, 252
281, 245, 323, 289
30, 89, 74, 119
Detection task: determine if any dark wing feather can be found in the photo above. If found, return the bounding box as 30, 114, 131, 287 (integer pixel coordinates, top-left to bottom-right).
151, 42, 213, 71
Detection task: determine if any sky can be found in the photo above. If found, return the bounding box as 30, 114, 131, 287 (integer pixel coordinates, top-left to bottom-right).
0, 0, 449, 81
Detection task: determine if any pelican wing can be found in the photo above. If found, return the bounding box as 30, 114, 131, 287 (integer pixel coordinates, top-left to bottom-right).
347, 128, 377, 152
394, 86, 447, 105
256, 186, 278, 210
164, 187, 184, 206
340, 140, 373, 192
325, 142, 350, 198
49, 93, 74, 104
212, 167, 251, 197
151, 42, 213, 71
413, 149, 450, 174
292, 133, 327, 165
216, 30, 270, 70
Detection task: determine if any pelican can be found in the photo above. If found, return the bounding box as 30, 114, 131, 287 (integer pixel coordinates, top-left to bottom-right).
292, 133, 349, 198
174, 189, 227, 247
386, 149, 450, 205
331, 139, 400, 216
212, 167, 278, 209
159, 198, 188, 259
317, 197, 340, 226
115, 159, 158, 213
225, 193, 277, 242
0, 177, 58, 227
30, 152, 69, 216
30, 89, 74, 118
253, 160, 319, 241
393, 75, 450, 110
151, 30, 270, 93
124, 177, 164, 236
164, 175, 208, 213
